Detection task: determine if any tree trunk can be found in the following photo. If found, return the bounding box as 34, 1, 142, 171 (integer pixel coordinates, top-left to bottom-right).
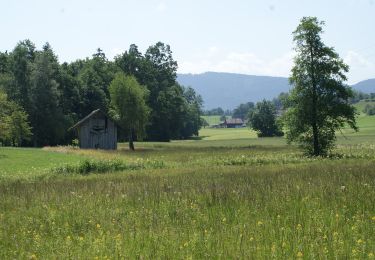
128, 129, 135, 151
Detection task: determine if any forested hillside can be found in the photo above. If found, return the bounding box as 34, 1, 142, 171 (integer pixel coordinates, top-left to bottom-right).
0, 40, 203, 146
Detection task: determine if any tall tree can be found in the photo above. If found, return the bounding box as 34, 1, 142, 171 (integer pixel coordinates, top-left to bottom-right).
29, 43, 66, 146
180, 86, 203, 138
116, 42, 186, 141
248, 100, 283, 137
109, 73, 149, 151
284, 17, 357, 156
7, 40, 35, 111
78, 49, 115, 117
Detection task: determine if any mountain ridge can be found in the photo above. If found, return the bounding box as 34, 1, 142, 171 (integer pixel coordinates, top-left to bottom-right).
177, 72, 375, 109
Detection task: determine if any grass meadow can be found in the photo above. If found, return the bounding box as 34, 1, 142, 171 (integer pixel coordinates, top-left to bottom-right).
0, 113, 374, 258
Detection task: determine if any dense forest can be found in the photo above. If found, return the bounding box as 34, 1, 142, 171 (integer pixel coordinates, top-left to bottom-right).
0, 40, 203, 146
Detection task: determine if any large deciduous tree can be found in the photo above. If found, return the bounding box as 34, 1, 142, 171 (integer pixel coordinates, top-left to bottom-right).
109, 73, 149, 151
284, 17, 357, 156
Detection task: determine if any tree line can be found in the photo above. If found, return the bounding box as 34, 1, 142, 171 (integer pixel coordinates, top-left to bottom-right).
0, 41, 203, 146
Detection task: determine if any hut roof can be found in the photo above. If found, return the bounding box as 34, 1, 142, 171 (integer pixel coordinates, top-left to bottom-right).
225, 118, 244, 125
70, 109, 106, 130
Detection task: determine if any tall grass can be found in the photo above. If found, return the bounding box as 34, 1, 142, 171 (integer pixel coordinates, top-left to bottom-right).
0, 161, 374, 258
0, 139, 375, 258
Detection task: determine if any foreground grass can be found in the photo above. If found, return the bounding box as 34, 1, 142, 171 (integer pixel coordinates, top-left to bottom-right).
1, 122, 375, 258
0, 160, 374, 258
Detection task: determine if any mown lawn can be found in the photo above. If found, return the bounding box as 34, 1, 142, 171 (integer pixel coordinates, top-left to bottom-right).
0, 117, 374, 258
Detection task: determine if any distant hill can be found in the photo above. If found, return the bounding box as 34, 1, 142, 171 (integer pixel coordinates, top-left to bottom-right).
351, 79, 375, 93
177, 72, 375, 110
177, 72, 290, 109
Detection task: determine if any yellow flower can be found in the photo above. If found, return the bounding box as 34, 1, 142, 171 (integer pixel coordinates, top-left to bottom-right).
297, 251, 303, 257
79, 236, 84, 241
96, 223, 101, 229
297, 224, 302, 229
222, 217, 226, 222
250, 237, 254, 241
357, 239, 363, 244
66, 235, 71, 240
30, 254, 37, 260
257, 221, 263, 226
372, 216, 375, 221
368, 252, 374, 258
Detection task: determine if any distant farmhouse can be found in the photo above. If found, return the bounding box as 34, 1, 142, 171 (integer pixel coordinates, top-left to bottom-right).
70, 109, 117, 150
223, 118, 246, 128
212, 118, 246, 128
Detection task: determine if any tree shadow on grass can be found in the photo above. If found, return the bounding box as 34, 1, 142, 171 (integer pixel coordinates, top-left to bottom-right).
184, 136, 207, 141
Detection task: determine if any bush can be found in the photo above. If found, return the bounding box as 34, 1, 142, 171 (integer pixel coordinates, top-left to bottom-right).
52, 158, 164, 175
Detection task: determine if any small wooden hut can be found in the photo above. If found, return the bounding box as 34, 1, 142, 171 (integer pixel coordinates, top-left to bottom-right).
70, 109, 117, 150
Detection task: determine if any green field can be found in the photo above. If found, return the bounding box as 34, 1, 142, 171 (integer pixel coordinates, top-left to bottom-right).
0, 114, 374, 258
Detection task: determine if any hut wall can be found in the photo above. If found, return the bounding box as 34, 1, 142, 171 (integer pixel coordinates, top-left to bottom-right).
78, 114, 117, 150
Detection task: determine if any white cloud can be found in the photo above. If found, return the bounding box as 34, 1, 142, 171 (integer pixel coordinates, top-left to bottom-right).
178, 49, 294, 78
179, 48, 375, 83
344, 50, 375, 84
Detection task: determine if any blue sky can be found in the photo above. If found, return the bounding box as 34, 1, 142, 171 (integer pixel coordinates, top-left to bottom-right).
2, 0, 375, 83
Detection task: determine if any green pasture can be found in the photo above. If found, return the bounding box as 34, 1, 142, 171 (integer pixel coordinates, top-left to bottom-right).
201, 115, 225, 126
0, 111, 374, 258
354, 99, 375, 115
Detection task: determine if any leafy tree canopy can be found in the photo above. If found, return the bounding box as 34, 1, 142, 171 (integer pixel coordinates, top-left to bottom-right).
109, 73, 149, 150
284, 17, 357, 156
248, 100, 283, 137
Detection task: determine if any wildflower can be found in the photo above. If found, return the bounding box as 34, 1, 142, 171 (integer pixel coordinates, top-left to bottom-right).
257, 221, 263, 226
96, 223, 101, 229
79, 236, 84, 241
30, 254, 37, 260
250, 237, 254, 241
297, 251, 303, 257
357, 239, 363, 244
222, 217, 226, 222
368, 252, 374, 258
372, 216, 375, 221
297, 224, 302, 230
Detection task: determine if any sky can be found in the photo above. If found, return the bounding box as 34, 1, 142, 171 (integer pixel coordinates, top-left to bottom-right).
1, 0, 375, 84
